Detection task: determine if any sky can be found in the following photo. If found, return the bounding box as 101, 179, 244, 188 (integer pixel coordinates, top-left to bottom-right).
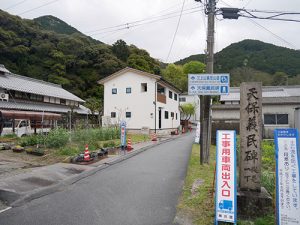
1, 0, 300, 63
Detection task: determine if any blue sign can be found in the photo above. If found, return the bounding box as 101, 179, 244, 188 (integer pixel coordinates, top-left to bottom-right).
120, 121, 126, 147
188, 74, 230, 95
274, 129, 300, 225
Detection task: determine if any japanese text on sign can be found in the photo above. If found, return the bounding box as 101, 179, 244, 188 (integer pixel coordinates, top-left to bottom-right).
188, 74, 230, 95
216, 130, 237, 224
275, 129, 300, 225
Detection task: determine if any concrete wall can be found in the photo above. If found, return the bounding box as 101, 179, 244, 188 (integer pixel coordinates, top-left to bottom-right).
295, 108, 300, 131
103, 71, 180, 131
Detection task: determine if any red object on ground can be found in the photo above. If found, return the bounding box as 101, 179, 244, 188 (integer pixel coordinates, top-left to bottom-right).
182, 127, 185, 133
151, 133, 157, 141
127, 137, 133, 151
84, 144, 90, 161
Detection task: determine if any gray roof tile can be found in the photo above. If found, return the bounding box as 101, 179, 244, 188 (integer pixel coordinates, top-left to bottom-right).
0, 72, 84, 102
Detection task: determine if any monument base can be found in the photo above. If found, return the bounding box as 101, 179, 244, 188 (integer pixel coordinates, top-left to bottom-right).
237, 187, 273, 219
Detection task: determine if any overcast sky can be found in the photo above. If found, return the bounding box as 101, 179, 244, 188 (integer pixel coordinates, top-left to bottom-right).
1, 0, 300, 63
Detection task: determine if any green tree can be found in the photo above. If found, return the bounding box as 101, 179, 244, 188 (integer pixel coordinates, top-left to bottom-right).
162, 64, 185, 91
183, 61, 206, 74
272, 72, 288, 86
180, 103, 196, 120
112, 39, 130, 62
84, 97, 103, 127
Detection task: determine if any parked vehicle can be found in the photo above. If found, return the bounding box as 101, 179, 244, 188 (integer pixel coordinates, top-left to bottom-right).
0, 110, 61, 137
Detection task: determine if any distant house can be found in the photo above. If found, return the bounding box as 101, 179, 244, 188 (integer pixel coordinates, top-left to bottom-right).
98, 67, 181, 134
179, 94, 200, 123
0, 64, 88, 114
212, 85, 300, 138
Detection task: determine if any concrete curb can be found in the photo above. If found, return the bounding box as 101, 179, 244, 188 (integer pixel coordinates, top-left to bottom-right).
10, 135, 185, 207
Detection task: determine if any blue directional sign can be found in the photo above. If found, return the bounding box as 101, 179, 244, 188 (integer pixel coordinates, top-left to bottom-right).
188, 74, 230, 95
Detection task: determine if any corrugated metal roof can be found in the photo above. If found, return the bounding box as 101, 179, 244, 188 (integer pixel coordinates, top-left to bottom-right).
0, 72, 84, 102
0, 100, 90, 115
221, 86, 300, 101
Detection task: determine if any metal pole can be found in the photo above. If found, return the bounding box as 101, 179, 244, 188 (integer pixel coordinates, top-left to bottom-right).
201, 0, 215, 164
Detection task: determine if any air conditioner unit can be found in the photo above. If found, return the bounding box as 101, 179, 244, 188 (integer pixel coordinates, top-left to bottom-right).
0, 93, 9, 101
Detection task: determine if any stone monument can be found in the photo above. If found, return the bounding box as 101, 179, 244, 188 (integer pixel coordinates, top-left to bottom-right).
238, 82, 272, 219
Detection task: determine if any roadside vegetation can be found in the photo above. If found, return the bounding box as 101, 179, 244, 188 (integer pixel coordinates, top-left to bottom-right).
0, 127, 150, 163
177, 139, 276, 225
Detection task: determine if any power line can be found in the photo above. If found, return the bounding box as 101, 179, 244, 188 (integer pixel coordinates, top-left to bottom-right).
90, 8, 204, 37
166, 0, 186, 62
248, 18, 297, 49
87, 5, 201, 35
18, 0, 60, 16
4, 0, 28, 10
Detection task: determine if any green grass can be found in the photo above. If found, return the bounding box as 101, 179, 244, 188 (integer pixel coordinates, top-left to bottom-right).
177, 144, 216, 225
177, 140, 276, 225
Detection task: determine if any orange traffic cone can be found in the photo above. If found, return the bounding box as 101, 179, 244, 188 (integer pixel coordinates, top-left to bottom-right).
84, 144, 90, 161
127, 137, 133, 151
151, 133, 157, 141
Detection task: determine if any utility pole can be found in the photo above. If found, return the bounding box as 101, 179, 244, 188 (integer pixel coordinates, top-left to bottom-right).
199, 0, 215, 164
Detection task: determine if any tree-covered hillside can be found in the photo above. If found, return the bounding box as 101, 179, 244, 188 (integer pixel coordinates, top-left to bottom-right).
175, 39, 300, 86
0, 10, 161, 100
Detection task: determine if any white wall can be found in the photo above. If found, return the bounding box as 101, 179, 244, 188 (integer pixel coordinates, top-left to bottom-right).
103, 71, 156, 129
103, 71, 180, 131
179, 95, 200, 122
156, 87, 180, 130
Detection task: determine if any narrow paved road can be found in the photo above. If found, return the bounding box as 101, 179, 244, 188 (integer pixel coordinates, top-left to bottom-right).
0, 134, 194, 225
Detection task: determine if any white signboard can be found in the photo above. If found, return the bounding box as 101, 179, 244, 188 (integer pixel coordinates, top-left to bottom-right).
274, 129, 300, 225
215, 130, 237, 224
188, 74, 230, 95
194, 122, 200, 143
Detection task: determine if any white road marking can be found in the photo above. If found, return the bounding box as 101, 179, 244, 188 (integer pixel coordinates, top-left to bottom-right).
0, 207, 12, 214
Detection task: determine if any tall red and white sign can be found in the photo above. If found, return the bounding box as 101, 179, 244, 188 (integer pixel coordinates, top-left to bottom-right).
215, 130, 237, 224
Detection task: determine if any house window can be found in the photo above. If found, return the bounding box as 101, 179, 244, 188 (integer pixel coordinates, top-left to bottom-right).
60, 99, 66, 105
264, 114, 288, 125
165, 111, 169, 119
126, 112, 131, 118
174, 93, 178, 101
112, 88, 117, 94
176, 113, 178, 120
179, 97, 186, 102
169, 91, 173, 99
126, 87, 131, 94
141, 83, 147, 92
111, 112, 116, 118
171, 112, 174, 118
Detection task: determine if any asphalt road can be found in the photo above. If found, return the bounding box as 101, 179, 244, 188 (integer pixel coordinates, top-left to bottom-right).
0, 134, 194, 225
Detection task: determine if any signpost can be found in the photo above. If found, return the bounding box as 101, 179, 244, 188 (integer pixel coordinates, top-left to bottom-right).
195, 122, 200, 143
120, 121, 126, 152
188, 74, 230, 96
215, 130, 237, 224
274, 129, 300, 225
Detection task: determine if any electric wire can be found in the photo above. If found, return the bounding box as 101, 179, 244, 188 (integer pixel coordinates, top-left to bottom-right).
90, 8, 204, 37
166, 0, 186, 62
4, 0, 28, 10
87, 5, 202, 35
18, 0, 60, 16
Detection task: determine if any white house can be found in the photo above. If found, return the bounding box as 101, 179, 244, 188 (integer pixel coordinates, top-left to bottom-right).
179, 94, 200, 123
98, 67, 181, 134
212, 85, 300, 139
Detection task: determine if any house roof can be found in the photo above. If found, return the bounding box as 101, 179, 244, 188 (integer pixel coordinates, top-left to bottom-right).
98, 67, 181, 93
0, 67, 84, 103
0, 99, 90, 114
220, 85, 300, 102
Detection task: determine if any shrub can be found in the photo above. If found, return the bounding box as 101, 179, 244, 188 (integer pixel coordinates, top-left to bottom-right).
19, 135, 43, 147
45, 128, 69, 148
57, 146, 80, 156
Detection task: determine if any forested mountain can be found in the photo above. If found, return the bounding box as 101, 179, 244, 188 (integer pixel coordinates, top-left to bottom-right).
175, 39, 300, 86
0, 10, 161, 100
